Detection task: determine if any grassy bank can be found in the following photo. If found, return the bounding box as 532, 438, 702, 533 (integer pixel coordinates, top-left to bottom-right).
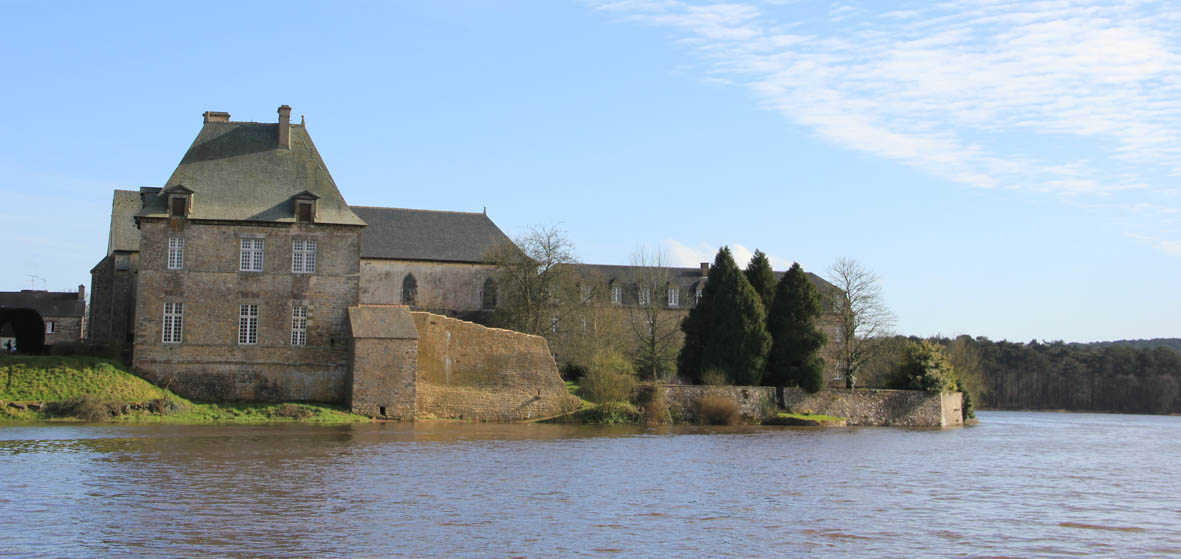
0, 355, 367, 424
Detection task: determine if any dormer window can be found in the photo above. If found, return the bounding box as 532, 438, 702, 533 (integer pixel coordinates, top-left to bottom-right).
164, 185, 193, 218
292, 191, 319, 223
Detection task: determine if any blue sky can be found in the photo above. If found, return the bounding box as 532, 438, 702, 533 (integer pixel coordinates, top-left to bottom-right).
1, 0, 1177, 343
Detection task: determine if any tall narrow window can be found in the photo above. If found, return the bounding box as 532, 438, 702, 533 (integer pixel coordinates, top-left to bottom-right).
240, 239, 264, 272
580, 285, 593, 303
167, 237, 184, 270
170, 197, 188, 217
402, 274, 418, 306
45, 321, 56, 334
611, 285, 622, 305
239, 304, 259, 345
292, 240, 316, 273
291, 305, 308, 346
550, 315, 560, 333
668, 287, 679, 307
162, 303, 183, 343
637, 287, 650, 306
482, 278, 497, 309
695, 287, 703, 305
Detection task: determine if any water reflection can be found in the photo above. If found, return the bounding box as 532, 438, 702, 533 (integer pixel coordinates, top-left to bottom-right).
1, 412, 1179, 557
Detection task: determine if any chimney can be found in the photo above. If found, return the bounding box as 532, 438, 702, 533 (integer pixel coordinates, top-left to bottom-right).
203, 111, 230, 123
700, 262, 709, 277
278, 105, 292, 148
78, 284, 86, 300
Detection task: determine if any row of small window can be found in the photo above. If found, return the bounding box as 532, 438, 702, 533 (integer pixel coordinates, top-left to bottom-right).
166, 238, 317, 273
161, 302, 308, 345
600, 286, 702, 307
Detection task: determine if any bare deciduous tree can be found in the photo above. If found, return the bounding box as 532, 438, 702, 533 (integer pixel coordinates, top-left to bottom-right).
825, 257, 896, 389
626, 247, 684, 382
485, 225, 580, 336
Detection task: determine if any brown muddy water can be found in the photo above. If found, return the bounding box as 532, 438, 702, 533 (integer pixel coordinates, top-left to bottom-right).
1, 411, 1179, 558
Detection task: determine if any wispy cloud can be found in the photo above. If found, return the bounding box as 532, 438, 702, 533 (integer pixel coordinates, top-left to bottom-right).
589, 0, 1181, 255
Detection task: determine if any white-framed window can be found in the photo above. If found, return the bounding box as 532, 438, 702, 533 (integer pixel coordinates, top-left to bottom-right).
162, 303, 183, 343
668, 287, 679, 307
239, 304, 259, 345
167, 237, 184, 270
611, 285, 622, 305
695, 287, 703, 305
292, 239, 316, 273
45, 321, 56, 334
637, 288, 650, 306
580, 285, 593, 303
291, 305, 308, 346
240, 238, 264, 272
550, 315, 560, 333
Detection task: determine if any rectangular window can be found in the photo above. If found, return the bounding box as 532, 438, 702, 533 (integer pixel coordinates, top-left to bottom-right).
239, 304, 259, 345
637, 288, 650, 306
580, 285, 592, 303
45, 321, 56, 334
170, 197, 187, 217
167, 237, 184, 270
297, 202, 313, 223
162, 303, 183, 343
668, 287, 679, 307
611, 286, 622, 305
292, 240, 317, 273
696, 288, 703, 305
240, 238, 264, 272
291, 305, 308, 346
550, 315, 560, 334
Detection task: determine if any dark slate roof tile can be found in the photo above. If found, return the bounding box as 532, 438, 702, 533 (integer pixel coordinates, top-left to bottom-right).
351, 206, 514, 263
0, 291, 86, 317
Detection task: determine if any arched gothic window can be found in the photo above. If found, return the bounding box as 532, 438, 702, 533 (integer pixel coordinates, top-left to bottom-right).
482, 278, 497, 310
402, 274, 418, 307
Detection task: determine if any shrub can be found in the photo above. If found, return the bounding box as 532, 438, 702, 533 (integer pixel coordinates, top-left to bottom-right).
47, 395, 119, 421
955, 378, 975, 420
634, 383, 671, 425
583, 401, 642, 424
701, 368, 729, 386
888, 340, 957, 392
560, 363, 587, 381
273, 403, 315, 419
580, 350, 637, 404
696, 394, 739, 425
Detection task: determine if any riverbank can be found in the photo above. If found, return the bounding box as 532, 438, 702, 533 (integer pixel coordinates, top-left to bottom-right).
0, 355, 367, 424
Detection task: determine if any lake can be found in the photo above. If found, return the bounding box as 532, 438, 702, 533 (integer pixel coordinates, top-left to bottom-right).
1, 411, 1179, 557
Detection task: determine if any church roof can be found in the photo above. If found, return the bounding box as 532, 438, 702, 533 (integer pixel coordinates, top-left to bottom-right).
137, 119, 364, 226
350, 206, 514, 263
0, 291, 86, 318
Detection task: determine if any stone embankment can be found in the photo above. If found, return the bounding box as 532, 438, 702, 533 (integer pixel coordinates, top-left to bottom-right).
782, 388, 963, 427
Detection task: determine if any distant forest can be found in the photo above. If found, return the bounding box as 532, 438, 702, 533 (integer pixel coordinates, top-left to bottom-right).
928, 337, 1181, 415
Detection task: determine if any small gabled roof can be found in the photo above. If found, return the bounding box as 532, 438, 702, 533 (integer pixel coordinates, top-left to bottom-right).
0, 290, 86, 318
138, 119, 364, 226
350, 206, 515, 263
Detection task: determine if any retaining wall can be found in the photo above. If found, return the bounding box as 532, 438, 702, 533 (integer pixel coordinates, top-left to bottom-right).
658, 385, 777, 423
782, 388, 963, 427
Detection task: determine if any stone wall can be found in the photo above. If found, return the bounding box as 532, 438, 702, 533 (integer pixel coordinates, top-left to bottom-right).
360, 259, 495, 314
782, 388, 963, 427
350, 337, 417, 420
132, 218, 362, 402
658, 385, 777, 423
43, 315, 83, 346
412, 312, 580, 421
88, 252, 138, 344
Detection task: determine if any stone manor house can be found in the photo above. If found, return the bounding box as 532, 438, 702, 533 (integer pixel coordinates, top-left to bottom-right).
86, 105, 831, 417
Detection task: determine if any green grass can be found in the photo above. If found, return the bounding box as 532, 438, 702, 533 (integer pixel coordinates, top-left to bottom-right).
0, 355, 368, 424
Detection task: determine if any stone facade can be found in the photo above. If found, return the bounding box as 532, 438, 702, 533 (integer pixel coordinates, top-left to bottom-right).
781, 388, 964, 427
359, 259, 495, 314
657, 385, 777, 423
88, 252, 138, 344
412, 312, 580, 421
348, 306, 418, 420
132, 218, 362, 401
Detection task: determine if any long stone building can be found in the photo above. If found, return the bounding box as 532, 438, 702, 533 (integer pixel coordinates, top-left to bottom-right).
87, 106, 575, 419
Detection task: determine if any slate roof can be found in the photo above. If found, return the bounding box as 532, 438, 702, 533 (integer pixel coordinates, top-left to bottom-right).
138, 120, 364, 226
107, 190, 141, 254
568, 263, 836, 303
348, 306, 419, 339
350, 206, 514, 263
0, 291, 86, 317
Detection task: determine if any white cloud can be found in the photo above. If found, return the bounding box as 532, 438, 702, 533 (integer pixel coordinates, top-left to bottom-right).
662, 239, 793, 269
589, 0, 1181, 255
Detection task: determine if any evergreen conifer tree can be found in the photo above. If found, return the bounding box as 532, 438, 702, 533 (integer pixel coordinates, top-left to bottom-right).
765, 262, 827, 393
677, 247, 771, 385
744, 250, 776, 312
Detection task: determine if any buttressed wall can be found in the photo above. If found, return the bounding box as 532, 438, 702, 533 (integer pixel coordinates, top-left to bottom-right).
412, 312, 580, 421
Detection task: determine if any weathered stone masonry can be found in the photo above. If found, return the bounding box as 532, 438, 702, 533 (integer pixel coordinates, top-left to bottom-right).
782, 388, 963, 427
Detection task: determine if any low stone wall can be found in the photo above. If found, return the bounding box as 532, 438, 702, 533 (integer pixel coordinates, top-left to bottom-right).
412, 312, 580, 421
658, 385, 777, 423
782, 388, 963, 427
